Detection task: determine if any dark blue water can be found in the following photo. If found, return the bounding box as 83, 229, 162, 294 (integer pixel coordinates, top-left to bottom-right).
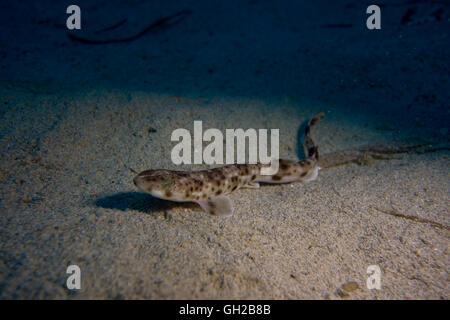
1, 0, 449, 137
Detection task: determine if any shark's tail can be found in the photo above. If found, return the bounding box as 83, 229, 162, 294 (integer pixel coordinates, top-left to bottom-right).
303, 112, 324, 161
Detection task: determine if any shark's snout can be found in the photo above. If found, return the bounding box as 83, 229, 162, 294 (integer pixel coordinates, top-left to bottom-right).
133, 174, 142, 188
133, 171, 155, 193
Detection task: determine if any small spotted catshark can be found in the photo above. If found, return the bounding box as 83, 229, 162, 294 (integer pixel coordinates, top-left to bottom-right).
133, 113, 324, 217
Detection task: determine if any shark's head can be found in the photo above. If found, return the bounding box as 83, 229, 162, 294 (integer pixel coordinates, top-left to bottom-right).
133, 169, 186, 201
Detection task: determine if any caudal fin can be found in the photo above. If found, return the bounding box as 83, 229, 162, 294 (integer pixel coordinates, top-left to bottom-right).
303, 112, 324, 161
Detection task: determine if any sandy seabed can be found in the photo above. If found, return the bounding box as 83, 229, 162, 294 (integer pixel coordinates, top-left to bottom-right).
0, 88, 448, 299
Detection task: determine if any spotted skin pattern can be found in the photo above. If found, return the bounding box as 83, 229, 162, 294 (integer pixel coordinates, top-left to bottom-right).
134, 113, 324, 217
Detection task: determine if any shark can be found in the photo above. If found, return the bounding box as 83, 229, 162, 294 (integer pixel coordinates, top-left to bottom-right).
133, 113, 324, 217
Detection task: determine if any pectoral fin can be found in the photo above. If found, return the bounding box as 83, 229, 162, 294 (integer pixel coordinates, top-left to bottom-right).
196, 196, 234, 217
242, 182, 260, 189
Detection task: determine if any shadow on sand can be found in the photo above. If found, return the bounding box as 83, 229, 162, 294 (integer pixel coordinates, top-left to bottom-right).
94, 192, 199, 215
